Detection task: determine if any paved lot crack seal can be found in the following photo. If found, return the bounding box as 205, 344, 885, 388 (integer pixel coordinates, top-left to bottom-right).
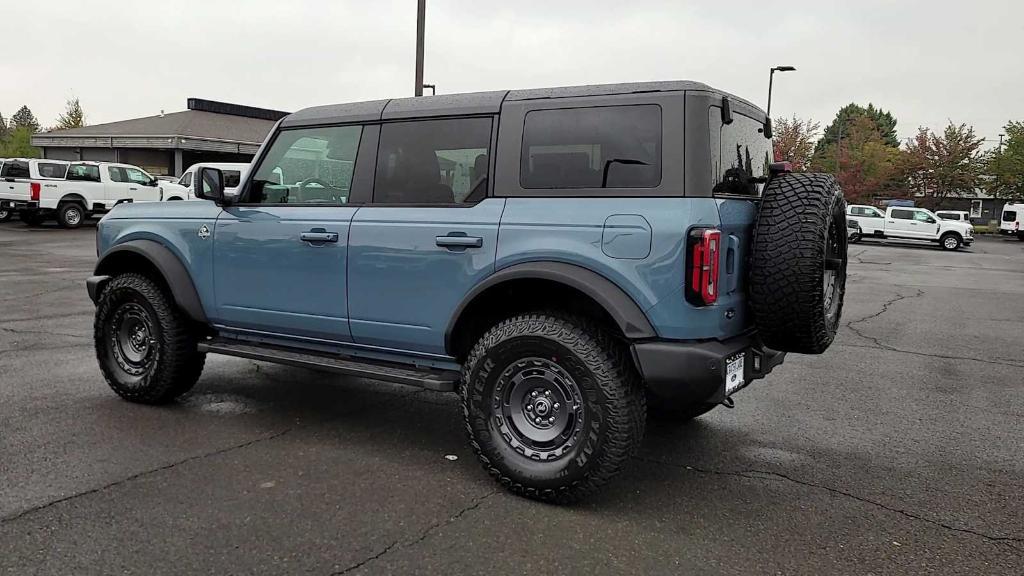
838, 342, 1024, 368
0, 326, 90, 340
636, 456, 1024, 551
329, 490, 500, 575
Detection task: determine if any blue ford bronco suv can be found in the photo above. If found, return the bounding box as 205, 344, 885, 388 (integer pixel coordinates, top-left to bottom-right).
88, 82, 848, 503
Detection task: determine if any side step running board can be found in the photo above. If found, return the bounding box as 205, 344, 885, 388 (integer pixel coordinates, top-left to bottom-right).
198, 339, 459, 392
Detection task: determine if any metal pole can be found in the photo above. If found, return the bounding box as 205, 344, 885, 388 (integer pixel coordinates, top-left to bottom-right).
836, 121, 842, 175
415, 0, 425, 97
766, 70, 775, 119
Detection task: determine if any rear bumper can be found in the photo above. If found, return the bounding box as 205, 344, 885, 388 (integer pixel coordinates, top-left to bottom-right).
632, 332, 785, 405
0, 200, 38, 211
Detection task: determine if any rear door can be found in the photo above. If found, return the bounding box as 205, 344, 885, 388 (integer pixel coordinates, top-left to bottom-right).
103, 166, 132, 204
709, 105, 772, 337
886, 208, 917, 238
213, 123, 368, 342
347, 116, 501, 355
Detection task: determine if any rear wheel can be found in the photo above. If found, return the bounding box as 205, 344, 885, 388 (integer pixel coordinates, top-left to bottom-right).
0, 208, 11, 222
940, 232, 962, 251
461, 313, 645, 503
749, 172, 848, 354
57, 202, 86, 229
94, 273, 205, 404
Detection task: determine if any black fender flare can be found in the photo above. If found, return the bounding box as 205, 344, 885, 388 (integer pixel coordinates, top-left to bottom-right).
444, 261, 657, 353
90, 239, 208, 323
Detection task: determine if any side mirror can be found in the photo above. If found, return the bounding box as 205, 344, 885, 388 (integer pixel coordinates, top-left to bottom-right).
196, 167, 226, 204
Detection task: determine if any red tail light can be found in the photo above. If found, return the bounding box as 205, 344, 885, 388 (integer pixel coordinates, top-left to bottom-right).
686, 228, 721, 306
30, 182, 41, 202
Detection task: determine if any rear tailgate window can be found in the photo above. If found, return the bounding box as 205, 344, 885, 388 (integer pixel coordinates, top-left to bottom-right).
709, 108, 772, 197
1, 160, 29, 179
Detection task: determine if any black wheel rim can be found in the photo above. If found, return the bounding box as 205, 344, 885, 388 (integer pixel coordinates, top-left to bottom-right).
823, 211, 847, 320
493, 357, 585, 461
108, 302, 157, 377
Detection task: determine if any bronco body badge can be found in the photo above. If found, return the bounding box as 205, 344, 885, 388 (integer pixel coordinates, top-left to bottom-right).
197, 225, 211, 240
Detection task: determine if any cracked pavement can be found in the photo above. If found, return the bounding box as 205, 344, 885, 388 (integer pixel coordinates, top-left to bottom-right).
2, 224, 1023, 575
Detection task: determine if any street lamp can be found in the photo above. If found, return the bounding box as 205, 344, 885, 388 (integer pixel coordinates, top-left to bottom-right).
765, 65, 796, 138
414, 0, 426, 96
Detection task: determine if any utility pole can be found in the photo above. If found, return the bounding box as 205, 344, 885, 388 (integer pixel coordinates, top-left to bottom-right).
998, 134, 1005, 152
414, 0, 425, 97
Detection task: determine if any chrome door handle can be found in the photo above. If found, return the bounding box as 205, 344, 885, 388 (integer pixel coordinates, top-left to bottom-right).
436, 235, 483, 249
300, 230, 339, 243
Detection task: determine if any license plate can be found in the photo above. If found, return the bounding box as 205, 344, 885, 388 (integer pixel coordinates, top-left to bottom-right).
725, 352, 745, 395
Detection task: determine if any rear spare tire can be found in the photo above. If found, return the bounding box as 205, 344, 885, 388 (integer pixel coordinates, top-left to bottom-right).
749, 173, 847, 354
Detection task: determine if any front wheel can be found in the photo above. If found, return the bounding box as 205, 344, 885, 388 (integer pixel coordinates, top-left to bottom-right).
94, 273, 205, 404
461, 313, 645, 504
940, 232, 962, 251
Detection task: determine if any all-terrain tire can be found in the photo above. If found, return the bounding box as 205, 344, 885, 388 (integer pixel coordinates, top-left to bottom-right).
57, 202, 86, 229
749, 172, 848, 354
461, 313, 646, 504
94, 273, 206, 404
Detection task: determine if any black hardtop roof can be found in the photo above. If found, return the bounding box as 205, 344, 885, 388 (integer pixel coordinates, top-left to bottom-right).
280, 81, 763, 128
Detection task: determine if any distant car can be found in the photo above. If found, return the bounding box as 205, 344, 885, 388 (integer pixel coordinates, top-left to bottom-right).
847, 218, 862, 242
0, 160, 164, 228
1000, 202, 1024, 240
161, 162, 249, 200
847, 204, 974, 250
935, 210, 970, 222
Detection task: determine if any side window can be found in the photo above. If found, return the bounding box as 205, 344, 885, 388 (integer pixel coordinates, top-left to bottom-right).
374, 117, 492, 204
710, 108, 773, 196
107, 167, 128, 183
37, 162, 68, 179
851, 207, 864, 216
891, 209, 914, 220
180, 172, 193, 188
125, 167, 152, 185
67, 164, 101, 182
913, 211, 935, 223
1, 160, 29, 178
521, 105, 660, 189
248, 125, 362, 204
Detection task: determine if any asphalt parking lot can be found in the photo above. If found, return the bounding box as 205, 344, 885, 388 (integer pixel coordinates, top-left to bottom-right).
1, 222, 1022, 575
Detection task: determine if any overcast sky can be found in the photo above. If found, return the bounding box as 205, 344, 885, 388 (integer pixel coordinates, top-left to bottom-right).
1, 0, 1020, 146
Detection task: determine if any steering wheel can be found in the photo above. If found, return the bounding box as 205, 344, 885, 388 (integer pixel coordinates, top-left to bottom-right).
298, 177, 330, 191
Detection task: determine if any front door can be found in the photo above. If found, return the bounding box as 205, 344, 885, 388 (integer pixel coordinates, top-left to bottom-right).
347, 116, 500, 355
103, 166, 132, 205
909, 209, 939, 239
211, 124, 365, 343
124, 166, 162, 202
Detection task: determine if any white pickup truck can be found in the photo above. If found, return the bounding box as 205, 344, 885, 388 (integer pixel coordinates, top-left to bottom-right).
1, 158, 71, 222
160, 162, 249, 201
0, 161, 164, 228
847, 204, 974, 250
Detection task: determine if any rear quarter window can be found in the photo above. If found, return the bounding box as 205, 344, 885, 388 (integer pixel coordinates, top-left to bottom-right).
520, 104, 662, 189
709, 108, 772, 197
36, 162, 68, 179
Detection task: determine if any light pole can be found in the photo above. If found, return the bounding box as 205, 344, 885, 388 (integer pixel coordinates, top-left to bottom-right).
766, 66, 796, 122
414, 0, 426, 96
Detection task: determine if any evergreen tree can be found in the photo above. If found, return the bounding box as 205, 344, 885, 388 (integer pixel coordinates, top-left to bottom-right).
10, 106, 40, 132
55, 98, 87, 130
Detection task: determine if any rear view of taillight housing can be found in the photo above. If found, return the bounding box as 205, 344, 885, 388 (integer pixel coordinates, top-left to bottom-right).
685, 228, 721, 306
30, 182, 41, 202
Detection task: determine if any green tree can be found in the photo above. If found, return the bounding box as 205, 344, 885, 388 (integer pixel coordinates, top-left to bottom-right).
0, 127, 42, 158
902, 122, 986, 209
9, 105, 40, 132
772, 115, 820, 171
0, 112, 8, 141
55, 97, 87, 130
810, 115, 906, 204
986, 121, 1024, 199
814, 103, 900, 156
